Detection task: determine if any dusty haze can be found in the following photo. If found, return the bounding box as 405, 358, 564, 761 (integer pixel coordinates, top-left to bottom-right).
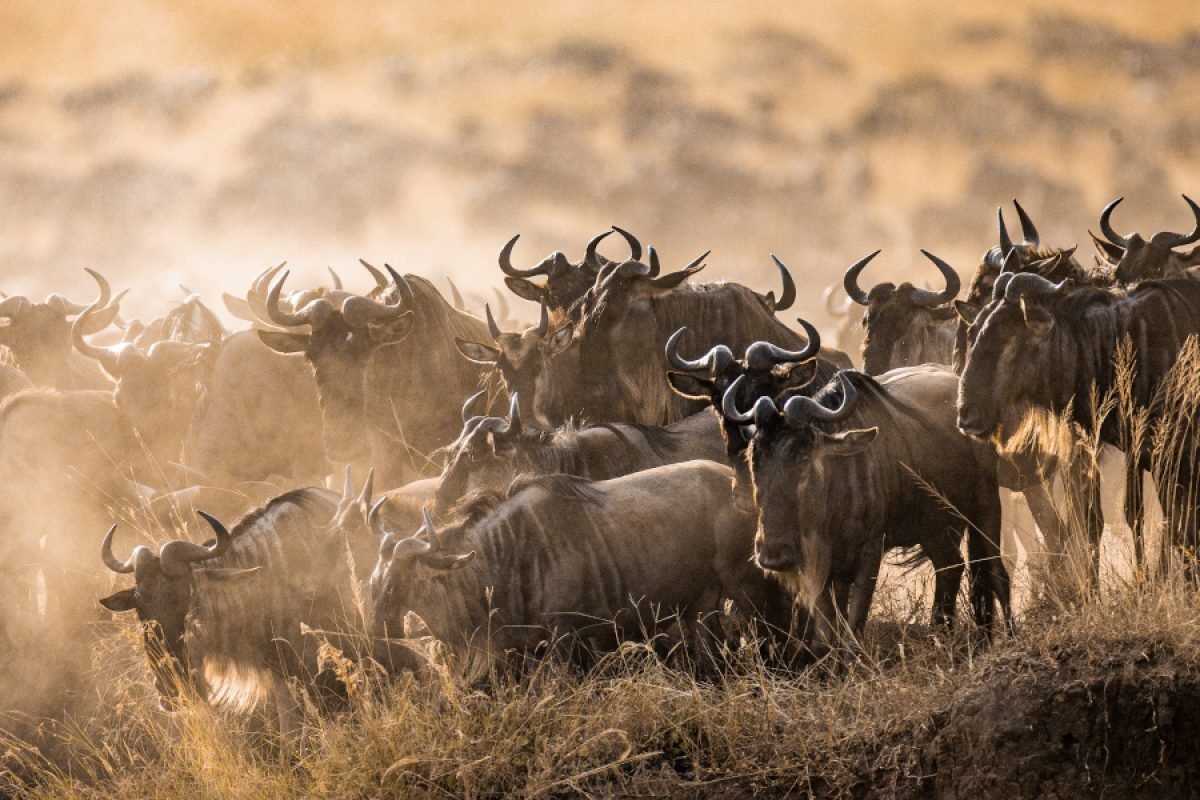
2, 1, 1198, 324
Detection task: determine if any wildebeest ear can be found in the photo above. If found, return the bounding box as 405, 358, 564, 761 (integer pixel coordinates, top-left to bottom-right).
1089, 230, 1126, 263
666, 371, 715, 400
456, 338, 500, 365
546, 323, 574, 357
368, 311, 415, 345
99, 588, 138, 612
197, 566, 263, 581
257, 330, 309, 354
954, 300, 981, 324
817, 426, 878, 456
419, 550, 476, 571
504, 277, 546, 305
1020, 299, 1054, 336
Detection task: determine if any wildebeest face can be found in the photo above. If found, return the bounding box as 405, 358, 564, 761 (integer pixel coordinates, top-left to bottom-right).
859, 285, 957, 375
957, 291, 1059, 443
434, 421, 519, 515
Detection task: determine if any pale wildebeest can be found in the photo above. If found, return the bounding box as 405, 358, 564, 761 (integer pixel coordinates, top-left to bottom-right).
822, 282, 863, 362
1090, 195, 1200, 284
841, 249, 960, 375
957, 270, 1200, 576
432, 392, 727, 515
255, 263, 495, 487
368, 462, 792, 677
0, 271, 125, 389
723, 366, 1010, 657
99, 479, 413, 735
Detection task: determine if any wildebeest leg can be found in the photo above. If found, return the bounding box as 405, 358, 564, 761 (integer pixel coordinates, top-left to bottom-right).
923, 527, 965, 631
846, 543, 883, 638
271, 674, 305, 748
967, 487, 1009, 637
1022, 479, 1068, 559
1125, 458, 1146, 576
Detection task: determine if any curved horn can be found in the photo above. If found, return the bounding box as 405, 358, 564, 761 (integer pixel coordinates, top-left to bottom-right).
384, 265, 414, 305
358, 258, 388, 289
505, 392, 523, 436
665, 327, 713, 372
265, 271, 309, 328
445, 277, 465, 310
71, 301, 127, 375
327, 267, 344, 291
84, 267, 113, 310
490, 288, 511, 323
768, 255, 797, 311
647, 246, 661, 278
909, 250, 961, 307
247, 261, 288, 321
743, 318, 822, 371
462, 389, 487, 423
499, 234, 552, 278
1000, 247, 1020, 274
782, 372, 859, 425
1013, 199, 1040, 247
342, 270, 407, 326
584, 230, 613, 269
485, 304, 502, 341
720, 375, 781, 425
1149, 194, 1200, 250
998, 207, 1015, 254
535, 298, 549, 338
1003, 272, 1066, 302
158, 511, 232, 577
612, 226, 642, 261
368, 497, 390, 542
101, 524, 135, 574
1099, 197, 1130, 248
843, 250, 880, 306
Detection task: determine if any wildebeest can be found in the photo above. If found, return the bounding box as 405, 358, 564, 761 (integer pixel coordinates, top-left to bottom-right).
368, 462, 792, 676
842, 249, 960, 375
432, 393, 727, 515
957, 269, 1200, 572
98, 479, 408, 734
0, 270, 125, 389
724, 366, 1010, 656
1091, 195, 1200, 284
663, 318, 842, 506
533, 249, 842, 426
255, 263, 495, 487
498, 226, 643, 315
822, 282, 863, 361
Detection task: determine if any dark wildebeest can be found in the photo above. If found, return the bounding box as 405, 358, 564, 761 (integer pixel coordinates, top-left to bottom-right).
0, 271, 125, 389
841, 249, 961, 375
432, 392, 727, 515
533, 249, 843, 426
1090, 195, 1200, 284
367, 462, 791, 677
663, 318, 842, 508
723, 366, 1010, 656
99, 481, 414, 735
256, 263, 495, 487
498, 227, 643, 316
957, 270, 1200, 576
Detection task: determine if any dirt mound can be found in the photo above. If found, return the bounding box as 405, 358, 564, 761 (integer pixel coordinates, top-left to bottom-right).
903, 639, 1200, 798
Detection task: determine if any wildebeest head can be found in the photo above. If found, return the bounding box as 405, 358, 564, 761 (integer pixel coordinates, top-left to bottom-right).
666, 317, 824, 463
724, 371, 877, 578
433, 394, 525, 514
842, 249, 960, 375
73, 277, 216, 460
956, 271, 1076, 444
98, 513, 254, 708
499, 227, 643, 313
0, 269, 125, 387
454, 300, 575, 425
367, 504, 477, 639
1091, 194, 1200, 284
254, 261, 414, 463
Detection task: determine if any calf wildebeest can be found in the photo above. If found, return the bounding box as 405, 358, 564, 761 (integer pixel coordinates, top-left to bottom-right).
957, 269, 1200, 574
256, 263, 495, 487
498, 226, 643, 315
432, 392, 727, 515
842, 249, 960, 375
723, 366, 1010, 656
99, 479, 410, 734
531, 249, 842, 426
0, 270, 125, 389
1091, 195, 1200, 284
368, 462, 792, 677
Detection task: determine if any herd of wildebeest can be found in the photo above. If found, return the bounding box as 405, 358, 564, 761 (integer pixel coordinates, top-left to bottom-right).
4, 194, 1200, 736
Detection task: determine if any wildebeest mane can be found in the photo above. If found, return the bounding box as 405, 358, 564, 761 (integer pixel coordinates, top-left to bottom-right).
506, 472, 604, 506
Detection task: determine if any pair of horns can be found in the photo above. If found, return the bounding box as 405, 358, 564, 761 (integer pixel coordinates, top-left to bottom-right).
102, 512, 231, 579
844, 250, 960, 307
720, 372, 859, 427
1097, 194, 1200, 251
